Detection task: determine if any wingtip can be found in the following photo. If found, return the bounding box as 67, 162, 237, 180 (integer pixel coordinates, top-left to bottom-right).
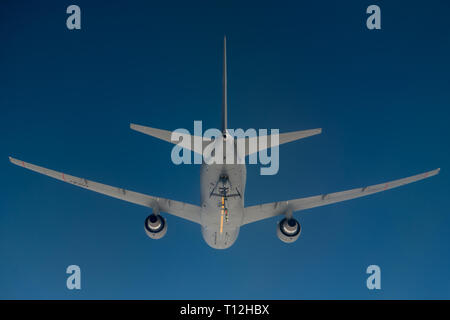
130, 123, 147, 132
8, 156, 20, 166
427, 168, 441, 177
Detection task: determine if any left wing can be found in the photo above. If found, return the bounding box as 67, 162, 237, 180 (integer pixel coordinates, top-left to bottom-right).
243, 168, 440, 225
9, 157, 202, 224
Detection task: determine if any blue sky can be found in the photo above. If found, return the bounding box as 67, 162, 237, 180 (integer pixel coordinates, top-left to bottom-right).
1, 0, 449, 299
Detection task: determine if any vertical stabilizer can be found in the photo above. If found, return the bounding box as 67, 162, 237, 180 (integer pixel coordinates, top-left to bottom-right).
222, 36, 227, 135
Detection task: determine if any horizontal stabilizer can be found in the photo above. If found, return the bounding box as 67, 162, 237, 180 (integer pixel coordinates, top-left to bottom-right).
130, 123, 209, 154
130, 124, 174, 144
238, 128, 322, 156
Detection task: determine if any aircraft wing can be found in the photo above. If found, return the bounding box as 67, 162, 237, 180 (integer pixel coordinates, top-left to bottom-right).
9, 157, 202, 224
243, 168, 440, 225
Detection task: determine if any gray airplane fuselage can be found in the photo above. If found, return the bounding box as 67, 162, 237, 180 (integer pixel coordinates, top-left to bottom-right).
200, 155, 246, 249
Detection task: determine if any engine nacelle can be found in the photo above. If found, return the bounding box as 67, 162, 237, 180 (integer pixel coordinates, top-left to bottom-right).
277, 218, 301, 243
144, 214, 167, 239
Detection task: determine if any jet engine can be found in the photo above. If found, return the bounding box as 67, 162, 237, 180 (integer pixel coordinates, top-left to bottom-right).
144, 214, 167, 239
277, 218, 301, 243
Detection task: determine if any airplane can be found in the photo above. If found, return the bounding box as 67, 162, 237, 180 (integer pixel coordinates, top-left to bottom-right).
9, 37, 440, 249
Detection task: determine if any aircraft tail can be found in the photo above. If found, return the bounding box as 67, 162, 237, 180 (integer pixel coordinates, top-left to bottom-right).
222, 36, 227, 136
130, 123, 209, 155
131, 37, 322, 157
238, 128, 322, 156
130, 124, 174, 143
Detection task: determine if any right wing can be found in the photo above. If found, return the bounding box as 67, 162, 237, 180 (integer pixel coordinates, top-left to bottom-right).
243, 168, 440, 225
9, 157, 202, 224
